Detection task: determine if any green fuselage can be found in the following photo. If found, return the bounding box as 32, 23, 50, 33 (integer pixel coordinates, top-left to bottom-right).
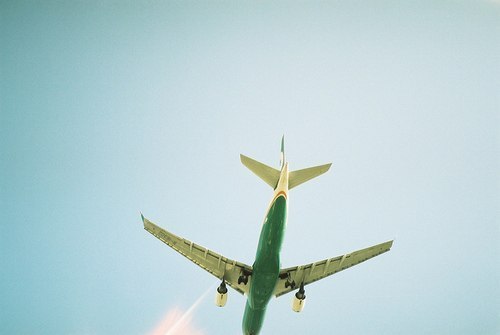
242, 193, 287, 335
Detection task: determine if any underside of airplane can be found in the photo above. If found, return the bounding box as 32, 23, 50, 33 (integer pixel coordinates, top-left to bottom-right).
142, 137, 393, 334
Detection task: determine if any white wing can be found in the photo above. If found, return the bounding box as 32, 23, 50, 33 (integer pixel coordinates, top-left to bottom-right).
142, 215, 252, 295
274, 240, 393, 297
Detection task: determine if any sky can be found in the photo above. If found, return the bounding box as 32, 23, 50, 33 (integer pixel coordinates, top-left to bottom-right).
1, 1, 499, 334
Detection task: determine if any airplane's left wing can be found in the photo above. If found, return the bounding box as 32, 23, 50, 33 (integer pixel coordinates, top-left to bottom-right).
142, 215, 253, 295
274, 240, 393, 297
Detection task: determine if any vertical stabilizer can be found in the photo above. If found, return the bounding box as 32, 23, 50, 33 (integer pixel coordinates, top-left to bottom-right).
280, 135, 285, 169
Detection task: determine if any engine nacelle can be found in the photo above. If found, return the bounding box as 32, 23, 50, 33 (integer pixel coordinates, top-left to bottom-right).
292, 294, 306, 312
215, 290, 227, 307
215, 282, 228, 307
292, 283, 306, 312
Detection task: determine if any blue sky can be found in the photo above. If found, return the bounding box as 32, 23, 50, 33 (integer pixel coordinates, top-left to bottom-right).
1, 1, 498, 334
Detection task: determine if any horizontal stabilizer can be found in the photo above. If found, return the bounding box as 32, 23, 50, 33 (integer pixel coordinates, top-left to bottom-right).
289, 163, 332, 189
240, 154, 281, 189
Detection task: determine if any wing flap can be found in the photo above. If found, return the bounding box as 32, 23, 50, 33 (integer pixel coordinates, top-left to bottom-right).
142, 215, 252, 295
274, 240, 393, 297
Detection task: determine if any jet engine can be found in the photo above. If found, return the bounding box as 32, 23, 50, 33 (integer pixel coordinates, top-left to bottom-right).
215, 280, 228, 307
292, 283, 306, 312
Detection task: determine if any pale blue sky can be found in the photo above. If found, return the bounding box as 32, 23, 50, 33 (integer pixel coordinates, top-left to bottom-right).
1, 1, 498, 334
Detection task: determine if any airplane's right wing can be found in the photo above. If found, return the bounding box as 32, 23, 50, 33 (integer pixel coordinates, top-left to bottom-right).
274, 240, 393, 297
142, 215, 253, 295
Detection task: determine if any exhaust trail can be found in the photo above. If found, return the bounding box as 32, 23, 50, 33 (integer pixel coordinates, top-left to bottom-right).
160, 284, 214, 335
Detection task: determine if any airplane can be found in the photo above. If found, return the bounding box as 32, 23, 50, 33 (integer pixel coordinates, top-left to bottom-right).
142, 137, 393, 335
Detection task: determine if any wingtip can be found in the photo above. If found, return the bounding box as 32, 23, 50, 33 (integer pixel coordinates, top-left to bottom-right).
385, 240, 395, 250
140, 212, 145, 223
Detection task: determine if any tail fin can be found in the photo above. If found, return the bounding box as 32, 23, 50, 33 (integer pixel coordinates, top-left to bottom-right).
280, 135, 285, 169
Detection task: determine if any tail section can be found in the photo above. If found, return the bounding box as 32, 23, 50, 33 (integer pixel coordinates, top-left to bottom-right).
241, 137, 332, 190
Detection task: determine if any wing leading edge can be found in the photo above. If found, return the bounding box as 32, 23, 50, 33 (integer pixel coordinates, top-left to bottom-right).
274, 240, 393, 297
142, 215, 253, 295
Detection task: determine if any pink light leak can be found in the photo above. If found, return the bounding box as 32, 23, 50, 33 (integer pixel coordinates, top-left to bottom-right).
148, 307, 204, 335
147, 285, 213, 335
